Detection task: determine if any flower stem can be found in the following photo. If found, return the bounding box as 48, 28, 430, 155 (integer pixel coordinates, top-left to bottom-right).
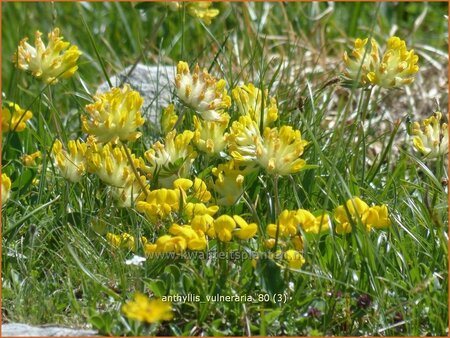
273, 174, 281, 251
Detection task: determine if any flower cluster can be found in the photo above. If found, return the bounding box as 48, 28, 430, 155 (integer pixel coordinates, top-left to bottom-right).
13, 28, 81, 84
122, 293, 173, 324
343, 36, 419, 88
82, 85, 145, 143
333, 197, 391, 234
51, 139, 88, 183
412, 111, 448, 159
2, 102, 33, 132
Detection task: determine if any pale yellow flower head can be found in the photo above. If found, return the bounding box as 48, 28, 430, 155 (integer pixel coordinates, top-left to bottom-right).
232, 83, 278, 128
160, 104, 179, 135
13, 28, 81, 84
343, 36, 419, 88
87, 143, 137, 188
412, 112, 448, 158
82, 85, 145, 143
143, 130, 196, 187
2, 102, 33, 132
211, 160, 248, 206
227, 115, 262, 163
111, 175, 148, 208
175, 61, 231, 121
122, 293, 173, 324
256, 126, 308, 175
193, 114, 229, 155
1, 173, 12, 205
51, 139, 88, 183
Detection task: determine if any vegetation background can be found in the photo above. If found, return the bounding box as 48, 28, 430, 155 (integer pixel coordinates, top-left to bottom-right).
2, 2, 448, 336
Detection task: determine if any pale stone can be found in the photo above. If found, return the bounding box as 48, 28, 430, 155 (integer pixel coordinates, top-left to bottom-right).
2, 323, 97, 336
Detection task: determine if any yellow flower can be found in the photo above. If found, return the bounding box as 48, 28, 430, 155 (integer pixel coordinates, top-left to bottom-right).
284, 249, 305, 269
169, 223, 207, 250
136, 189, 181, 221
87, 143, 137, 188
175, 61, 231, 121
412, 112, 448, 158
2, 173, 12, 205
2, 102, 33, 132
233, 215, 258, 240
106, 232, 137, 251
51, 139, 88, 183
21, 151, 42, 166
211, 160, 248, 206
143, 130, 196, 187
186, 2, 220, 25
232, 83, 278, 128
82, 85, 145, 143
155, 235, 187, 253
160, 104, 179, 135
334, 197, 391, 233
343, 36, 419, 88
13, 28, 81, 84
122, 293, 173, 324
214, 215, 236, 242
183, 202, 218, 234
256, 126, 308, 175
296, 210, 330, 234
267, 209, 298, 238
193, 114, 229, 155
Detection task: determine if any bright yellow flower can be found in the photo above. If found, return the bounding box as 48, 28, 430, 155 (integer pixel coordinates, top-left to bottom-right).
214, 215, 236, 242
412, 112, 448, 158
256, 126, 308, 175
232, 83, 278, 128
160, 104, 179, 135
106, 232, 147, 251
21, 151, 41, 166
183, 202, 218, 235
173, 177, 211, 203
284, 249, 305, 269
175, 61, 231, 121
296, 209, 330, 234
82, 85, 145, 143
51, 139, 88, 183
334, 197, 391, 233
186, 2, 220, 25
169, 223, 207, 250
233, 215, 258, 240
87, 143, 137, 188
144, 130, 196, 188
13, 28, 81, 84
155, 235, 187, 253
343, 36, 419, 88
2, 102, 33, 132
211, 160, 249, 206
267, 209, 298, 238
1, 173, 12, 205
193, 114, 229, 155
136, 189, 181, 221
122, 293, 173, 324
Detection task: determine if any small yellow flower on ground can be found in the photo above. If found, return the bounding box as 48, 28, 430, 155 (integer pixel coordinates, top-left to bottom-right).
122, 293, 173, 324
21, 151, 42, 166
82, 85, 145, 143
13, 28, 81, 84
412, 112, 448, 158
2, 102, 33, 132
1, 173, 12, 205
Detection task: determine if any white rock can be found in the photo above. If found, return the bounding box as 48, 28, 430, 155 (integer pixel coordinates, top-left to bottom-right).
97, 64, 176, 125
2, 323, 97, 336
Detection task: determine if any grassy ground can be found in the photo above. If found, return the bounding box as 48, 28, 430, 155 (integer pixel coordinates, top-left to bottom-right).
2, 2, 448, 336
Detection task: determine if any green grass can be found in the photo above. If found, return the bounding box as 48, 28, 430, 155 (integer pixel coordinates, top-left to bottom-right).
2, 2, 448, 336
